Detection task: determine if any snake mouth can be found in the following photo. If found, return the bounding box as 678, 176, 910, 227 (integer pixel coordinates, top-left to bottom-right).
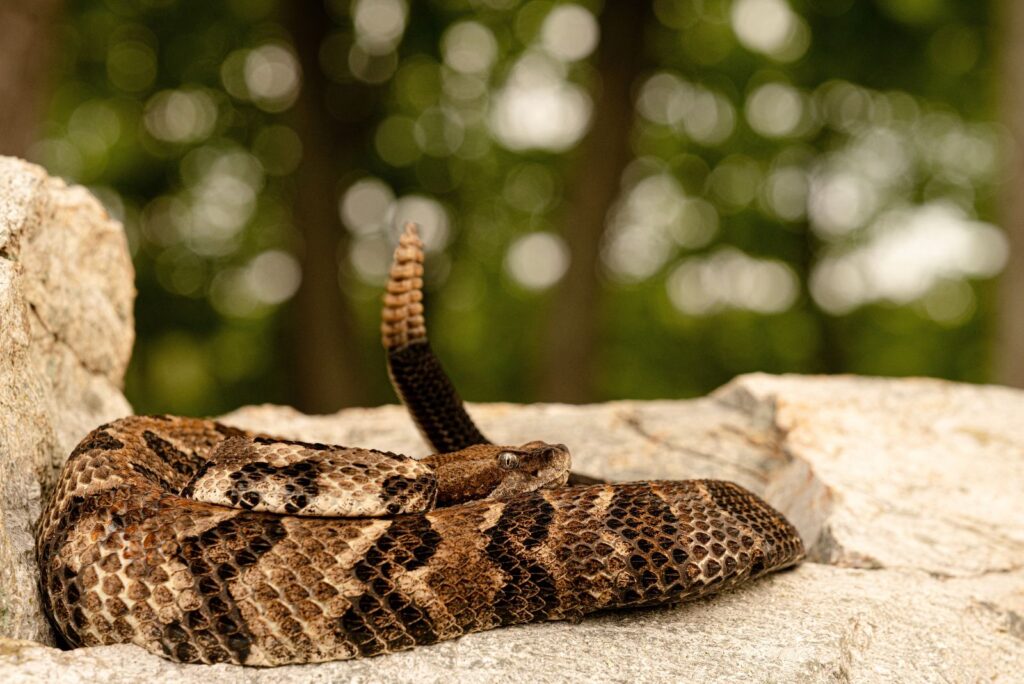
534, 443, 572, 490
533, 465, 571, 491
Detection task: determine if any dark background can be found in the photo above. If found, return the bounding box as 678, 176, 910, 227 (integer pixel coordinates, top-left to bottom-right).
3, 0, 1022, 417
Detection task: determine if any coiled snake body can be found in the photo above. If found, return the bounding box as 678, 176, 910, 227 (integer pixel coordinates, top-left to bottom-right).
36, 225, 804, 666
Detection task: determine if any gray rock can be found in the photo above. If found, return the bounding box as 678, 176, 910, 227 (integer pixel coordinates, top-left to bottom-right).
7, 385, 1021, 683
2, 160, 1022, 681
0, 157, 133, 643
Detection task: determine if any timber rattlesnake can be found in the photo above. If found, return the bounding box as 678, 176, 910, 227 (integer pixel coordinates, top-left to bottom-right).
35, 223, 804, 666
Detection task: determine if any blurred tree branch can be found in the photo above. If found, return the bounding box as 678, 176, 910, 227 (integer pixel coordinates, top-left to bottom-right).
0, 0, 62, 157
996, 0, 1024, 388
539, 1, 649, 402
286, 2, 371, 412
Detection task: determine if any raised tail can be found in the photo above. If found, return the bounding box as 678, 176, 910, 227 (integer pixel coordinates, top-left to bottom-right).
382, 223, 605, 485
382, 223, 489, 453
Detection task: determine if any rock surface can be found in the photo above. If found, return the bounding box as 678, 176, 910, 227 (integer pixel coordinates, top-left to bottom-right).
1, 160, 1022, 681
4, 384, 1023, 683
0, 157, 134, 643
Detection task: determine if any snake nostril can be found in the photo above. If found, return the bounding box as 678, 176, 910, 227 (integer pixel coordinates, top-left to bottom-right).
544, 445, 567, 459
544, 446, 569, 462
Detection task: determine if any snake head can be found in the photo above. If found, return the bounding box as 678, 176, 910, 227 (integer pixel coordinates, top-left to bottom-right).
424, 441, 571, 506
487, 441, 571, 500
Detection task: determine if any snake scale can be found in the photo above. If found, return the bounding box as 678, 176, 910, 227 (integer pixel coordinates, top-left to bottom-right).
36, 224, 804, 666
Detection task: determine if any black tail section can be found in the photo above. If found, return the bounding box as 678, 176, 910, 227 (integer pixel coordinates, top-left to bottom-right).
387, 341, 488, 453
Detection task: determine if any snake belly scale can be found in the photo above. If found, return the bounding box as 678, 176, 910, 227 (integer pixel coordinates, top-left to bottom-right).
35, 223, 804, 666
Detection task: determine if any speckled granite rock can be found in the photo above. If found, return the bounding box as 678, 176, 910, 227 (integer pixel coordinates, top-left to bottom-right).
0, 157, 133, 643
2, 160, 1022, 681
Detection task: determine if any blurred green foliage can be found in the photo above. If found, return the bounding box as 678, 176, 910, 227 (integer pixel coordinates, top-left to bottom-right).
35, 0, 1004, 416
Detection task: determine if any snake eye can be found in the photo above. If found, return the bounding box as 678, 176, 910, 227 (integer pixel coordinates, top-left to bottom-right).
497, 452, 520, 470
